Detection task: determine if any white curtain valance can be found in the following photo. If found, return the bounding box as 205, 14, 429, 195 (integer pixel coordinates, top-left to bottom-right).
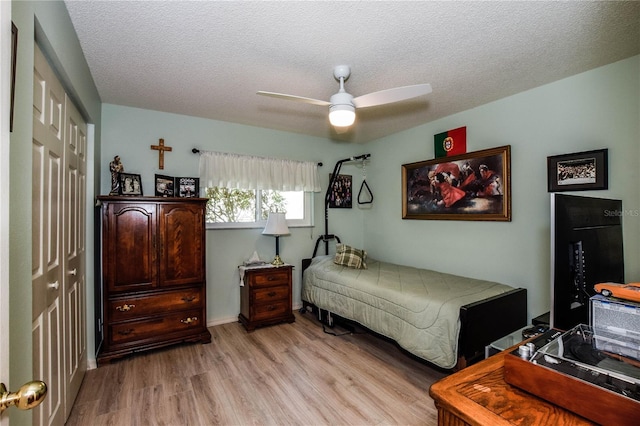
199, 151, 321, 192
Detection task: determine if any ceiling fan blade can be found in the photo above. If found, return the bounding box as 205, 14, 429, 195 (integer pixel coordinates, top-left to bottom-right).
353, 83, 432, 108
257, 91, 330, 107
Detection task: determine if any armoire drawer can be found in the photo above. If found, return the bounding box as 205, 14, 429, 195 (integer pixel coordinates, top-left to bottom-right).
108, 309, 203, 345
108, 288, 203, 322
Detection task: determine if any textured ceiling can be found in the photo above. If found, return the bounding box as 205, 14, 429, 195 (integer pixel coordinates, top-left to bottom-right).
64, 1, 640, 144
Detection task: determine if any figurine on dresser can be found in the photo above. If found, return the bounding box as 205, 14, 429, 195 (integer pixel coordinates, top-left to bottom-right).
109, 155, 124, 195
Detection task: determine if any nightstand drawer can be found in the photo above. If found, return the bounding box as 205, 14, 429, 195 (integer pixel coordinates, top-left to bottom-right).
251, 270, 290, 287
252, 301, 289, 321
253, 285, 288, 303
108, 288, 203, 322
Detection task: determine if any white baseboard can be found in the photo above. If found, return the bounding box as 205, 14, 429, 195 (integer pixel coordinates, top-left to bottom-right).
207, 315, 239, 327
207, 304, 303, 328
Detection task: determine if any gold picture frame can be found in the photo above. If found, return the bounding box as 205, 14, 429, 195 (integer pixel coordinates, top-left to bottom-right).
402, 145, 511, 221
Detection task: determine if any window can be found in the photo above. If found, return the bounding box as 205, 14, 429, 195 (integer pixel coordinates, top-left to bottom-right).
205, 188, 313, 229
198, 151, 320, 229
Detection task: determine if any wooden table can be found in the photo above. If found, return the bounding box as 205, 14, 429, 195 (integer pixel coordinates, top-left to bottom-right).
429, 349, 593, 425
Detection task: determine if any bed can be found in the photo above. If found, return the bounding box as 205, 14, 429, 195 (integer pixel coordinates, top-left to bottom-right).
301, 254, 527, 370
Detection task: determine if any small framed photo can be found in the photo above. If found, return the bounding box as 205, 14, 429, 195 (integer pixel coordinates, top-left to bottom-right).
176, 177, 199, 198
155, 174, 175, 197
118, 173, 143, 196
329, 174, 352, 208
547, 149, 608, 192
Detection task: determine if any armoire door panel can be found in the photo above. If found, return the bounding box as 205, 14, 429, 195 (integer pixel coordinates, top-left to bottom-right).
159, 203, 205, 287
106, 203, 157, 293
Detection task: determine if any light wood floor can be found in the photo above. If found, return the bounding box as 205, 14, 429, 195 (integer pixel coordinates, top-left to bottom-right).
66, 311, 448, 425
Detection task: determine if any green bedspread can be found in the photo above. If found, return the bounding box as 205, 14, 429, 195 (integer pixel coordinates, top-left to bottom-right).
301, 255, 515, 369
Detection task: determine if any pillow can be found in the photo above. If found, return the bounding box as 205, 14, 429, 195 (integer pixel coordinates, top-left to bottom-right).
334, 243, 367, 269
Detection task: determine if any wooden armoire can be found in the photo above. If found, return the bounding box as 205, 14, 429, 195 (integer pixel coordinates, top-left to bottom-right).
97, 196, 211, 364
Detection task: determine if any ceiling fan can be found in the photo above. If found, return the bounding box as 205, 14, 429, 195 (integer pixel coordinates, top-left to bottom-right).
257, 65, 432, 129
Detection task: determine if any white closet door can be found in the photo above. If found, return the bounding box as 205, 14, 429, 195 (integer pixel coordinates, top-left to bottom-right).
33, 44, 88, 426
63, 95, 87, 418
32, 44, 65, 426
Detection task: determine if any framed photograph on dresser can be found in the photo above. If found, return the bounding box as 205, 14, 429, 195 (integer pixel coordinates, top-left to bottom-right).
176, 177, 199, 198
118, 173, 143, 196
155, 174, 175, 197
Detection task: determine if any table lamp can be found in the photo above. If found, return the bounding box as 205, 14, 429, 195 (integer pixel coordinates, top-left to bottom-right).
262, 212, 290, 266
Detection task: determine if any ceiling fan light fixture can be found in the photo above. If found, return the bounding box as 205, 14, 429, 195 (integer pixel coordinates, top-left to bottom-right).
329, 104, 355, 127
258, 64, 431, 130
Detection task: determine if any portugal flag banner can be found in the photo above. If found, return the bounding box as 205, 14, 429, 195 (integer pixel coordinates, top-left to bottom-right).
434, 126, 467, 158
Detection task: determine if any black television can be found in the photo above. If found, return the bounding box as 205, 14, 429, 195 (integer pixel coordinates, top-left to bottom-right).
550, 193, 624, 331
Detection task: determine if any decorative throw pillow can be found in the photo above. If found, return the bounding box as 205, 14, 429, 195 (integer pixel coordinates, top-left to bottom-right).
334, 243, 368, 269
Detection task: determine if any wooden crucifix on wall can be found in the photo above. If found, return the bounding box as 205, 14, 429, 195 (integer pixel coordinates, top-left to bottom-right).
151, 138, 173, 169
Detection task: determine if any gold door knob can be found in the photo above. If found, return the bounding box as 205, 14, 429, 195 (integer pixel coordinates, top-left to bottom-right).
0, 381, 47, 413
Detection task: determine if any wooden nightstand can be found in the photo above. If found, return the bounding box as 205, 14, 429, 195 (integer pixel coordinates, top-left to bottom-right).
239, 265, 295, 331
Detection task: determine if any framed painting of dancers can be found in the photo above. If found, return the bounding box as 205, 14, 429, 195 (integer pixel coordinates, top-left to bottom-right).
402, 145, 511, 221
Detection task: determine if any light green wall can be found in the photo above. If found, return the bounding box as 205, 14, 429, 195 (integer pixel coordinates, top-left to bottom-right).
1, 2, 636, 424
102, 56, 639, 337
363, 56, 640, 322
10, 1, 101, 423
9, 1, 639, 401
100, 104, 367, 329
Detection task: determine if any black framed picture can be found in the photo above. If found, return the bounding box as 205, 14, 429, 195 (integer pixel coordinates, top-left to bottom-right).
155, 174, 175, 197
547, 149, 608, 192
118, 173, 143, 196
329, 174, 352, 208
176, 177, 199, 198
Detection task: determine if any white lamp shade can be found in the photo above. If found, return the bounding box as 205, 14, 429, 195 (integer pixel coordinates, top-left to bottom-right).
329, 91, 356, 127
262, 212, 290, 236
329, 109, 356, 127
